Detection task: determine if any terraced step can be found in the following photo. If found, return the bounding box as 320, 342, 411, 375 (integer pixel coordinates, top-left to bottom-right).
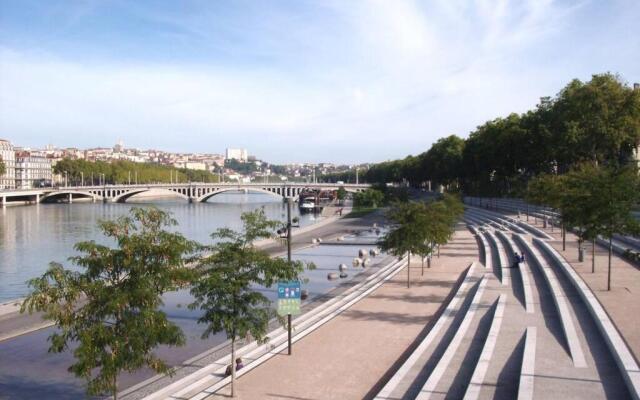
143, 256, 408, 400
514, 235, 587, 368
495, 230, 535, 314
415, 275, 490, 400
484, 230, 510, 287
463, 294, 507, 400
374, 262, 481, 400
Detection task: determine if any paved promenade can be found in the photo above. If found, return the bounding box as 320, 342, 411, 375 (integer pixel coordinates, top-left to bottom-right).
203, 225, 478, 399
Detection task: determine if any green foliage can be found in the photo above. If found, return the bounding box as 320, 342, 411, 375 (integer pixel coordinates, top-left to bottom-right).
353, 189, 385, 208
360, 73, 640, 196
528, 163, 640, 289
189, 208, 314, 395
420, 135, 465, 189
378, 195, 463, 286
0, 156, 5, 176
21, 208, 197, 398
336, 186, 347, 202
53, 159, 221, 185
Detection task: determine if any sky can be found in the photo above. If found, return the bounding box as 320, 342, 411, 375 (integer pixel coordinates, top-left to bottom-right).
0, 0, 639, 164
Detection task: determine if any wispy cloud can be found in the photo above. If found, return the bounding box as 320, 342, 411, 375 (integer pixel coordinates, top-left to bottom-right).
0, 0, 637, 163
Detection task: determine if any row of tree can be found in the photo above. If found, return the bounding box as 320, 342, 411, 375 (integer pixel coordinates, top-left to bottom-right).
0, 156, 5, 176
22, 207, 314, 398
378, 194, 464, 287
360, 73, 640, 196
53, 159, 222, 185
526, 163, 640, 290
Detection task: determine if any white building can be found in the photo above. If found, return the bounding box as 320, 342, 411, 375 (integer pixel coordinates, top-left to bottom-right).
225, 148, 248, 162
15, 152, 53, 189
0, 139, 16, 189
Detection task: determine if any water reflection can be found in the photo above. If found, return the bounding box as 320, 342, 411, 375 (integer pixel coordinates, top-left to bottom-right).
0, 192, 320, 302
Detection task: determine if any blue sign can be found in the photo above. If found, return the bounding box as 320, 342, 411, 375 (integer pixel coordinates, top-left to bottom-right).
277, 281, 301, 315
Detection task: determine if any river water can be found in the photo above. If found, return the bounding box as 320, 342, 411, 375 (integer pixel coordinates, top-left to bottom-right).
0, 191, 321, 302
0, 192, 387, 399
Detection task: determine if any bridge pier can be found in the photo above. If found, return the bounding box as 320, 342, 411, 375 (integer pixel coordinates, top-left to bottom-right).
188, 197, 194, 204
35, 194, 40, 204
1, 196, 5, 208
68, 193, 73, 204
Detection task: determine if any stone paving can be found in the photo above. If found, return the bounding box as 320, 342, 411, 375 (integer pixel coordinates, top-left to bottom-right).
203, 225, 478, 399
133, 206, 639, 399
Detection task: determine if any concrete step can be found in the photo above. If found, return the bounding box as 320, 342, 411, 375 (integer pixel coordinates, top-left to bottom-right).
415, 274, 493, 400
495, 230, 535, 314
463, 294, 508, 400
143, 256, 409, 400
374, 262, 482, 400
484, 230, 510, 287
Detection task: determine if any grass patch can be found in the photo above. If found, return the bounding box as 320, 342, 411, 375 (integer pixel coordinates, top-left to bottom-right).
344, 207, 378, 218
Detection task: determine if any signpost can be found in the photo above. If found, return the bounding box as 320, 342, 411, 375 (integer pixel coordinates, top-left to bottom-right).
278, 280, 300, 355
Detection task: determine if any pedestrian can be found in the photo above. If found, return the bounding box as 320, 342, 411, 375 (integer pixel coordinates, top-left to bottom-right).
224, 357, 244, 376
512, 252, 520, 268
520, 253, 525, 264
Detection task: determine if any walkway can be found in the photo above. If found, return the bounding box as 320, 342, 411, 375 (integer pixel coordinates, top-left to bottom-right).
164, 225, 479, 399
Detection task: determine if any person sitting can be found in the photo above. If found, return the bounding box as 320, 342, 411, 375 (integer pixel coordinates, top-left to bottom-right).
519, 253, 525, 264
224, 358, 244, 377
512, 252, 520, 268
235, 357, 244, 371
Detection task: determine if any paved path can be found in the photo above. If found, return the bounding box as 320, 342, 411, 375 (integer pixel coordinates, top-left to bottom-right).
200, 225, 479, 399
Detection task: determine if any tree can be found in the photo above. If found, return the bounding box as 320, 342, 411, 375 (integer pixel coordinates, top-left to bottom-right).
336, 186, 347, 205
378, 202, 430, 288
21, 208, 196, 399
577, 165, 640, 290
526, 173, 569, 249
420, 135, 465, 190
189, 209, 314, 397
0, 156, 5, 176
353, 188, 385, 208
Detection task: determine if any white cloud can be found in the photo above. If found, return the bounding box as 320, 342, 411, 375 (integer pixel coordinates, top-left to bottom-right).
1, 0, 636, 163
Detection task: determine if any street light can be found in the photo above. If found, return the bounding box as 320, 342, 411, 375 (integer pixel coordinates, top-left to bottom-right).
276, 198, 300, 355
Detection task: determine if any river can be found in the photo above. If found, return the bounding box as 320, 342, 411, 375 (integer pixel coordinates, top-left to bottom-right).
0, 191, 321, 302
0, 191, 386, 399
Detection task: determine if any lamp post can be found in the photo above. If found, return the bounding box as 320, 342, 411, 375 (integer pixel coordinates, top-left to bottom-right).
278, 198, 300, 355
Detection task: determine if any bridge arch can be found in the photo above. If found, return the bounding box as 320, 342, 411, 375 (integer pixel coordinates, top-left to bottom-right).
40, 190, 99, 203
197, 187, 293, 203
111, 188, 190, 203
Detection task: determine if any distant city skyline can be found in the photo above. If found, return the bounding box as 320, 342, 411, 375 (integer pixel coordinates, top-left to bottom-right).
1, 1, 639, 164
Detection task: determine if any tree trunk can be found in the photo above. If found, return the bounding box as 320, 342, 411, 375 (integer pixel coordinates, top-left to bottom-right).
407, 252, 411, 289
437, 245, 440, 258
428, 256, 431, 268
607, 237, 612, 291
592, 238, 596, 273
578, 239, 584, 262
231, 337, 236, 397
562, 224, 566, 251
113, 376, 118, 400
421, 257, 424, 276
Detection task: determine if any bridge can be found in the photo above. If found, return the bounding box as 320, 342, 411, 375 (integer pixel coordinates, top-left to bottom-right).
0, 182, 371, 206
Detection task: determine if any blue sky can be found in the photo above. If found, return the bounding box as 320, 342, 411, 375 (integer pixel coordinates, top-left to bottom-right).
0, 0, 638, 163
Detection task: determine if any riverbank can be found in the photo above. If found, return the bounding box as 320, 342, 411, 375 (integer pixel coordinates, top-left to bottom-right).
0, 206, 376, 344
